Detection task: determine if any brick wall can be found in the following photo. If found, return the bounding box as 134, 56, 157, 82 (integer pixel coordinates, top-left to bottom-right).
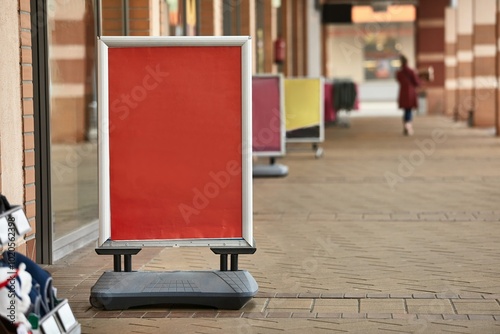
102, 0, 124, 35
102, 0, 154, 36
129, 0, 150, 36
20, 0, 35, 259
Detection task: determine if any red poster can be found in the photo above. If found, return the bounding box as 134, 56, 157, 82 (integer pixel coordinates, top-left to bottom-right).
106, 45, 244, 241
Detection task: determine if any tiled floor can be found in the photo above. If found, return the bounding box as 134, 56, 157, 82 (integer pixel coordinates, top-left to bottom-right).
47, 114, 500, 333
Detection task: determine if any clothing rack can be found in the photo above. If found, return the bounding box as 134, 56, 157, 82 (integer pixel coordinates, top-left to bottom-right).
325, 78, 359, 128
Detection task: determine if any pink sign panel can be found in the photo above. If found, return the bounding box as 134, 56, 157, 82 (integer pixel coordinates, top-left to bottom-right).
252, 75, 284, 156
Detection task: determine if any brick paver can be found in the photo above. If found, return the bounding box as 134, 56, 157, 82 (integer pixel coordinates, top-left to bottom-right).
47, 115, 500, 333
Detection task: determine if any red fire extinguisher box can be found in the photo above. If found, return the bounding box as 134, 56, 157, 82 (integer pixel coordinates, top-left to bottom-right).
274, 37, 285, 64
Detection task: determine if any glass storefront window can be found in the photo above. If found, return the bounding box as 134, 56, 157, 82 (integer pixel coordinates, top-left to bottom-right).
325, 22, 414, 83
46, 0, 98, 255
42, 0, 198, 260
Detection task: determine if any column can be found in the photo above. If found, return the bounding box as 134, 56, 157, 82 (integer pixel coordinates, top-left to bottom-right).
239, 0, 256, 72
306, 0, 322, 77
291, 0, 306, 76
200, 0, 222, 36
445, 7, 457, 117
102, 0, 124, 35
281, 0, 293, 76
472, 0, 497, 127
263, 0, 277, 73
416, 0, 448, 114
129, 0, 152, 36
496, 0, 500, 135
456, 0, 474, 122
0, 0, 24, 221
321, 23, 328, 77
20, 0, 36, 258
255, 0, 275, 73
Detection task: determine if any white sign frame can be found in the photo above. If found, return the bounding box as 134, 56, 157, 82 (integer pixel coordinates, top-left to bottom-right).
97, 36, 253, 248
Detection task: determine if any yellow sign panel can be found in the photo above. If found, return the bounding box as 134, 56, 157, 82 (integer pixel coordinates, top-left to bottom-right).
284, 78, 322, 131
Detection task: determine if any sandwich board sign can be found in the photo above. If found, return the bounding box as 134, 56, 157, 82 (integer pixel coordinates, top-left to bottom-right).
252, 74, 285, 157
284, 77, 325, 143
91, 36, 257, 311
252, 74, 288, 177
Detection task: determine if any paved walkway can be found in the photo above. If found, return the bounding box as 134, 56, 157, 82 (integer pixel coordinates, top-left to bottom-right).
48, 114, 500, 333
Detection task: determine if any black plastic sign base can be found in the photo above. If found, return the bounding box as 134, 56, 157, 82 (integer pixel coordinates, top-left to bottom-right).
90, 270, 258, 310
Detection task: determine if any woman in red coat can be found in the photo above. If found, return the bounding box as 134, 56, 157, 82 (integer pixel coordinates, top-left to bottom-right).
396, 55, 420, 135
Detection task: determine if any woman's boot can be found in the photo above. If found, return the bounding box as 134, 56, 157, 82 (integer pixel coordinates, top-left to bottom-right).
404, 122, 414, 136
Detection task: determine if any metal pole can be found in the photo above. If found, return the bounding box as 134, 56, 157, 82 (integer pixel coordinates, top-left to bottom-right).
123, 0, 130, 35
31, 0, 53, 264
196, 0, 201, 35
95, 0, 102, 37
183, 0, 187, 35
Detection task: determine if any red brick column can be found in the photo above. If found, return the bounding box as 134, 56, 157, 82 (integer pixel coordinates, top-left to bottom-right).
473, 0, 497, 127
200, 0, 222, 36
282, 0, 308, 77
416, 0, 448, 114
292, 0, 306, 76
456, 0, 474, 121
238, 0, 256, 72
445, 7, 457, 117
281, 0, 292, 76
263, 0, 277, 73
